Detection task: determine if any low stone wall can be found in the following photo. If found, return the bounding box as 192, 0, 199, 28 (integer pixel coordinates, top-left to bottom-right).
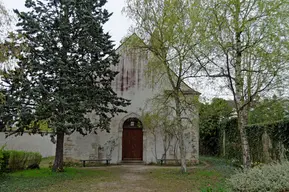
0, 132, 55, 157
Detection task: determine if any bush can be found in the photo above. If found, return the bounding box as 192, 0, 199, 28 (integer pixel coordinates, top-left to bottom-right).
0, 150, 42, 172
0, 147, 10, 174
1, 150, 10, 172
26, 152, 42, 167
227, 161, 289, 192
0, 147, 3, 174
9, 150, 27, 171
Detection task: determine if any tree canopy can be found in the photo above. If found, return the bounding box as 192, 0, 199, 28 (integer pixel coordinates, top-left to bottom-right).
196, 0, 289, 168
0, 0, 130, 171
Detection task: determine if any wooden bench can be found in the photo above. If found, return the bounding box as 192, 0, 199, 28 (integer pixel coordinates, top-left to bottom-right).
80, 159, 111, 167
158, 159, 179, 165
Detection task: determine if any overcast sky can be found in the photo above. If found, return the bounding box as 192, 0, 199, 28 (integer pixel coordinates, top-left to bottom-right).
0, 0, 231, 100
2, 0, 131, 47
0, 0, 237, 100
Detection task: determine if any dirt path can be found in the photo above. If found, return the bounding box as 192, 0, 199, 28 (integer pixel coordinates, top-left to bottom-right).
90, 163, 210, 192
39, 163, 213, 192
94, 165, 155, 192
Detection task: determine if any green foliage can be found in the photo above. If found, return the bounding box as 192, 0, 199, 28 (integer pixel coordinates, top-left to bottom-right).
1, 0, 129, 135
124, 0, 203, 172
248, 97, 287, 125
0, 150, 9, 173
222, 118, 242, 162
201, 97, 289, 163
227, 161, 289, 192
0, 1, 13, 64
0, 146, 4, 174
246, 118, 289, 162
199, 98, 233, 156
0, 150, 42, 172
8, 151, 26, 171
201, 0, 289, 168
0, 0, 130, 171
222, 118, 289, 164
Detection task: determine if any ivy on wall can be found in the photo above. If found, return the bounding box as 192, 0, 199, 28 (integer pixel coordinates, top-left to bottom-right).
223, 118, 289, 163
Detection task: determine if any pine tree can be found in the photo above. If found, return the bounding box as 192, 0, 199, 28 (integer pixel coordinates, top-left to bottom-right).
1, 0, 130, 172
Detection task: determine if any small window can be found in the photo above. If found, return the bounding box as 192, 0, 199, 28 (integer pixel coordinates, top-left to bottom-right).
130, 121, 135, 127
123, 118, 143, 128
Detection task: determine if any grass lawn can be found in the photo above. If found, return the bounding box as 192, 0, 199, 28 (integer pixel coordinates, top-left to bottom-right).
0, 156, 234, 192
146, 157, 234, 191
0, 167, 117, 192
147, 168, 227, 191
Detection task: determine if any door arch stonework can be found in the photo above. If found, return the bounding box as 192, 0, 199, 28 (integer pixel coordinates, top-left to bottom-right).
117, 113, 146, 162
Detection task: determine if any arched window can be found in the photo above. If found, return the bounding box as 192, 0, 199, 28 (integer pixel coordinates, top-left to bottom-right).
123, 118, 143, 129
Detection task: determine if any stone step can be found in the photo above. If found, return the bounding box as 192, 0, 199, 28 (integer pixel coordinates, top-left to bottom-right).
121, 160, 145, 165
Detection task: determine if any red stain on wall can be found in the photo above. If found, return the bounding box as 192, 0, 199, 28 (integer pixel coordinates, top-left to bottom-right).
137, 56, 141, 89
120, 63, 125, 93
116, 55, 140, 95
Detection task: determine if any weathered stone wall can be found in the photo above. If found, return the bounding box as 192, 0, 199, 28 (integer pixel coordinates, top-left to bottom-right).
63, 41, 200, 164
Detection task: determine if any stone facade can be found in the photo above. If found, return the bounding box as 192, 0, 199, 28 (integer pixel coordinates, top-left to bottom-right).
64, 38, 200, 164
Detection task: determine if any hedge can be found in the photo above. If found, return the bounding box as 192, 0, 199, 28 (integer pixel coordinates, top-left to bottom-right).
0, 150, 42, 173
222, 118, 289, 164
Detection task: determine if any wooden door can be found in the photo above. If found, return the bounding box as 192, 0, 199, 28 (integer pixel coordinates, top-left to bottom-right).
122, 128, 143, 160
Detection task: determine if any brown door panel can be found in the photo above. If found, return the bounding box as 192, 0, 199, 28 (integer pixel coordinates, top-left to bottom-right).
122, 128, 143, 160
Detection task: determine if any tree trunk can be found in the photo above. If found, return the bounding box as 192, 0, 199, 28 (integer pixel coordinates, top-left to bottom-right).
162, 134, 168, 164
222, 129, 226, 157
154, 132, 158, 162
232, 0, 252, 169
175, 96, 187, 173
52, 132, 65, 172
179, 132, 187, 173
238, 109, 251, 169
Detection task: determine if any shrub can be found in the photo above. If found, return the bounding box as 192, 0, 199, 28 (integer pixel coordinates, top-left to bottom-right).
25, 152, 42, 167
227, 161, 289, 192
0, 147, 10, 174
9, 150, 27, 171
0, 147, 3, 174
1, 150, 10, 173
0, 150, 42, 172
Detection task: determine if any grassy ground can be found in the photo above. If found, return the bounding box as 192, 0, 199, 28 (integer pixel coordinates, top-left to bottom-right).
0, 168, 115, 192
40, 156, 55, 167
0, 156, 234, 192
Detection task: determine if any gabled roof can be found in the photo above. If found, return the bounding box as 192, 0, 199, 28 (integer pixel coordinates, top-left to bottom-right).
116, 34, 201, 96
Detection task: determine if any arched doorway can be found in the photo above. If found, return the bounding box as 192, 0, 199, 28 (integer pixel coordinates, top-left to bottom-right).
122, 118, 143, 160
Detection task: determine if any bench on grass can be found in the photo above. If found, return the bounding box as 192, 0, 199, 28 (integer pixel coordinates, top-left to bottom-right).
80, 159, 111, 167
157, 158, 179, 165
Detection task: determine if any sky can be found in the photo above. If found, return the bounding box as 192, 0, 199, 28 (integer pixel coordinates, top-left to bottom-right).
0, 0, 231, 100
1, 0, 131, 47
0, 0, 241, 100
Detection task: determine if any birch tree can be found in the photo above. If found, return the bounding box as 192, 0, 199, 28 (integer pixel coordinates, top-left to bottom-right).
197, 0, 289, 168
0, 1, 14, 104
124, 0, 202, 172
0, 0, 13, 67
